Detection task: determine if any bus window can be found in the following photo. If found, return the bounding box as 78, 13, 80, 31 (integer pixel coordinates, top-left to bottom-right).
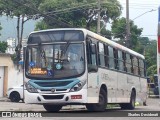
126, 53, 132, 73
98, 42, 105, 67
105, 45, 109, 67
139, 59, 145, 77
118, 50, 124, 71
132, 56, 139, 75
108, 46, 115, 69
113, 48, 118, 69
87, 39, 98, 72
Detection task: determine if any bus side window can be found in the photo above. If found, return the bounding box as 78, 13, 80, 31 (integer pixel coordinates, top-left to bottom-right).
132, 56, 139, 75
139, 59, 145, 77
108, 46, 115, 69
130, 55, 134, 73
122, 52, 127, 72
98, 42, 105, 67
113, 48, 118, 70
126, 53, 132, 73
105, 45, 109, 67
86, 39, 98, 72
118, 50, 124, 71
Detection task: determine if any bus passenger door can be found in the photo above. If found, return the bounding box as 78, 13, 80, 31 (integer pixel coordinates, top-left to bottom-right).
86, 40, 99, 103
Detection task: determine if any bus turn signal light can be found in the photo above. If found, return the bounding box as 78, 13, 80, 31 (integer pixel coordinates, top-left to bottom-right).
71, 95, 82, 99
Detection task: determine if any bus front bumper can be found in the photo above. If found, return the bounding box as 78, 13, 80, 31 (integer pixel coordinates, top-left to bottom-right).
24, 89, 87, 104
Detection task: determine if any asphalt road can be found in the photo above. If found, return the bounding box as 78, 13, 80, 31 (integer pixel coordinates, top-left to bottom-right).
0, 97, 160, 119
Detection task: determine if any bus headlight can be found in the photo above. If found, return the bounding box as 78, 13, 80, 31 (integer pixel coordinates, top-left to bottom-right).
70, 81, 86, 92
25, 82, 38, 93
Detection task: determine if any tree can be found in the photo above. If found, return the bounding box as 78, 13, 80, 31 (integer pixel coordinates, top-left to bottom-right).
36, 0, 122, 32
0, 0, 42, 66
0, 41, 7, 53
100, 28, 112, 39
145, 40, 157, 68
147, 65, 157, 77
111, 17, 143, 49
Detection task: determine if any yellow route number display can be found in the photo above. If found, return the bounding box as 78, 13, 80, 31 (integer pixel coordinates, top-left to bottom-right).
30, 68, 47, 75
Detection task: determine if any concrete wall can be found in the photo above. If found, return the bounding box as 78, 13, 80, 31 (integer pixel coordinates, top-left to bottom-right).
0, 54, 23, 96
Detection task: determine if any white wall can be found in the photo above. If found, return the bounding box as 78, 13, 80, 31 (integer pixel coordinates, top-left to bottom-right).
8, 66, 23, 88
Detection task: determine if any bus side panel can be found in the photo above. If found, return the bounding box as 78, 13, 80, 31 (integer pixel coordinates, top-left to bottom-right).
117, 72, 129, 103
127, 74, 141, 103
98, 68, 117, 103
87, 73, 99, 103
139, 77, 147, 104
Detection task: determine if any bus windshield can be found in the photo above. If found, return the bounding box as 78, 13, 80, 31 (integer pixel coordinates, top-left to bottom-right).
25, 43, 85, 79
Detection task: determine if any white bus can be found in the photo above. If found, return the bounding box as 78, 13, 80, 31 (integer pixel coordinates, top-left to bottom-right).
24, 28, 147, 112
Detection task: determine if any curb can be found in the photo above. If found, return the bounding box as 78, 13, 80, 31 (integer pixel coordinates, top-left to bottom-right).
0, 97, 10, 102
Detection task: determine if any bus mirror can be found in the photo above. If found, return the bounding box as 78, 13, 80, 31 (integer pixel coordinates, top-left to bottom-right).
88, 64, 98, 72
91, 43, 96, 54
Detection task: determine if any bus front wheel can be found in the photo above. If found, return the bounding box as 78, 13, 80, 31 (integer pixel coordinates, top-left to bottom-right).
86, 89, 107, 112
43, 104, 62, 112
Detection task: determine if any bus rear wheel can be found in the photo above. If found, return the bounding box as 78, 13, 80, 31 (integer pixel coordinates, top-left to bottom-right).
120, 91, 136, 110
43, 104, 62, 112
86, 89, 107, 112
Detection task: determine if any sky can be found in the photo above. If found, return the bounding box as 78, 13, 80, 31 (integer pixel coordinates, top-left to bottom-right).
0, 0, 160, 41
118, 0, 160, 40
0, 16, 36, 41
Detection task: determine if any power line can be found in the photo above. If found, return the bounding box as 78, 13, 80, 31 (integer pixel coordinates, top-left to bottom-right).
13, 0, 74, 28
44, 2, 97, 15
133, 9, 157, 20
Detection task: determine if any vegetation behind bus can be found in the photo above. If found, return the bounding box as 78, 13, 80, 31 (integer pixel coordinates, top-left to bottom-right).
0, 0, 156, 78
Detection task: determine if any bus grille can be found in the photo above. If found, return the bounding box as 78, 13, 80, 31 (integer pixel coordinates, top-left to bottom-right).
42, 95, 64, 100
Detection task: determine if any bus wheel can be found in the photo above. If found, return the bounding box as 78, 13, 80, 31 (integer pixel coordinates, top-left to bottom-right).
43, 104, 62, 112
86, 89, 107, 112
120, 91, 136, 110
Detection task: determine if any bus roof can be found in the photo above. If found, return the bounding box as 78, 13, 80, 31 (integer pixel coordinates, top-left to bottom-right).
30, 28, 145, 59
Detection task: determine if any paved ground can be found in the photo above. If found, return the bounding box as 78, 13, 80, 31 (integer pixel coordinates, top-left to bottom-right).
0, 97, 160, 111
0, 97, 160, 119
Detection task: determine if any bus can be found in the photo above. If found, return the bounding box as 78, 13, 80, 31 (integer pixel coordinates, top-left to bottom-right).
24, 28, 147, 112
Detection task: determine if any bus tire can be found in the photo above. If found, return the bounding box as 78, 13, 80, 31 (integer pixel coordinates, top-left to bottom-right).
120, 90, 136, 110
43, 104, 62, 112
86, 89, 107, 112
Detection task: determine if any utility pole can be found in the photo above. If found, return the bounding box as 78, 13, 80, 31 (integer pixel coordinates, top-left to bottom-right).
97, 0, 101, 35
126, 0, 130, 48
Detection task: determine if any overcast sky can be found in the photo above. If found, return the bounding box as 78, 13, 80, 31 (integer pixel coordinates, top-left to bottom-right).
118, 0, 160, 40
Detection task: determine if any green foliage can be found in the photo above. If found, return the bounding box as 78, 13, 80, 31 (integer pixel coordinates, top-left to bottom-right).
34, 20, 49, 31
147, 65, 157, 77
111, 17, 156, 77
0, 41, 7, 53
0, 0, 43, 17
111, 17, 143, 49
36, 0, 122, 30
100, 28, 112, 39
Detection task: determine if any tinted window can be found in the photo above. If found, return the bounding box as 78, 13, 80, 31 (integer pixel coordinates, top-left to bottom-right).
118, 50, 124, 71
28, 30, 84, 44
108, 46, 115, 69
126, 54, 132, 73
132, 56, 139, 75
98, 42, 105, 66
139, 59, 145, 77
